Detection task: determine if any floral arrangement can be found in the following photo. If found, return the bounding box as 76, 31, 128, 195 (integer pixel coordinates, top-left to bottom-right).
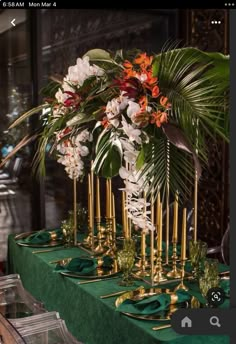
4, 47, 229, 230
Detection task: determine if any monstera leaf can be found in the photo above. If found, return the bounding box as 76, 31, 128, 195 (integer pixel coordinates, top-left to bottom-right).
93, 129, 123, 178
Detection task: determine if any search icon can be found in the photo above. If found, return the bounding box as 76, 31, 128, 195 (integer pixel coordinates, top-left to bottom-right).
210, 316, 221, 327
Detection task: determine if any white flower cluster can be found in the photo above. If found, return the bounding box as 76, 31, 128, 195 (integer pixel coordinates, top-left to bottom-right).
104, 92, 152, 129
56, 128, 93, 179
53, 56, 104, 117
119, 133, 155, 232
66, 56, 104, 87
105, 92, 129, 127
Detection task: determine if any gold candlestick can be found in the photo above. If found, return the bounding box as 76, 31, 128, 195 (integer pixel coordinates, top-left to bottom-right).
94, 177, 104, 254
165, 141, 170, 265
193, 119, 199, 243
175, 208, 188, 291
84, 174, 93, 247
122, 191, 127, 238
181, 208, 187, 261
167, 194, 181, 279
136, 193, 149, 277
150, 193, 155, 284
105, 185, 116, 257
73, 177, 77, 246
90, 162, 95, 251
154, 203, 167, 283
112, 193, 116, 239
104, 179, 113, 251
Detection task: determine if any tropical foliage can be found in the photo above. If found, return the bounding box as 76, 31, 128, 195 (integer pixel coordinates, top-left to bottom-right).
2, 47, 229, 208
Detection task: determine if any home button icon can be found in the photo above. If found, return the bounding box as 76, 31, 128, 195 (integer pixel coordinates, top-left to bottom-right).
181, 316, 192, 328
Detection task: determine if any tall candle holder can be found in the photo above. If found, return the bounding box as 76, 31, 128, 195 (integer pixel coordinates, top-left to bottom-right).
105, 193, 117, 257
153, 250, 167, 283
165, 141, 170, 265
90, 162, 95, 251
166, 241, 181, 279
136, 229, 149, 277
175, 208, 188, 290
153, 203, 167, 283
94, 177, 104, 254
174, 258, 189, 291
73, 176, 78, 246
167, 194, 181, 279
83, 174, 93, 247
94, 218, 104, 254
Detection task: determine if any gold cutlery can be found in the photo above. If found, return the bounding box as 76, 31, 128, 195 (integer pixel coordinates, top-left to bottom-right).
32, 247, 69, 254
77, 276, 120, 285
49, 258, 71, 264
100, 290, 127, 299
152, 324, 171, 331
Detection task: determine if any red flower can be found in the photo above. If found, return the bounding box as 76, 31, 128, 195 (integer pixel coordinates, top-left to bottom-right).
101, 116, 109, 128
115, 78, 144, 99
64, 91, 82, 109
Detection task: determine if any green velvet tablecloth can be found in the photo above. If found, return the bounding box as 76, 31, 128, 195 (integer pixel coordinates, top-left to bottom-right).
7, 234, 229, 344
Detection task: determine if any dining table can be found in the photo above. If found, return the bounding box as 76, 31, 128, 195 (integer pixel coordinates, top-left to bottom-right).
7, 234, 230, 344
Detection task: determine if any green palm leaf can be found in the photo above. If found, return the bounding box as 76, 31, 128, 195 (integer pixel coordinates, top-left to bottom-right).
139, 136, 196, 203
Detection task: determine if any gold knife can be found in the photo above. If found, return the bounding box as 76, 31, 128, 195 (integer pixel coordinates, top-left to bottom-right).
152, 324, 171, 331
100, 290, 127, 299
32, 247, 68, 254
77, 276, 120, 285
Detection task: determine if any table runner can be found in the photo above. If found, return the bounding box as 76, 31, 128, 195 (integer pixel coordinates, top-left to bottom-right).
7, 234, 229, 344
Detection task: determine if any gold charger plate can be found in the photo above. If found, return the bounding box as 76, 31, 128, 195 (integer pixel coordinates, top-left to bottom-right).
115, 287, 202, 321
59, 258, 120, 279
15, 231, 64, 248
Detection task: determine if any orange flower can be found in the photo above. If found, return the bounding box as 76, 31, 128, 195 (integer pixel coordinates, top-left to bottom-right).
160, 96, 171, 109
134, 53, 153, 68
152, 85, 160, 98
124, 69, 136, 79
123, 60, 133, 69
139, 95, 148, 110
150, 111, 168, 127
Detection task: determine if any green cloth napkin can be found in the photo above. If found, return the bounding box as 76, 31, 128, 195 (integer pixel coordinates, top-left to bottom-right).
23, 229, 63, 244
220, 279, 230, 297
55, 255, 114, 275
116, 289, 190, 315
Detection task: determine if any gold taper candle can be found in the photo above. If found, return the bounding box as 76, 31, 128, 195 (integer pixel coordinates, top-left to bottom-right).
150, 193, 155, 283
106, 179, 109, 218
156, 192, 160, 229
96, 177, 101, 219
89, 183, 93, 230
112, 193, 116, 235
109, 179, 112, 218
158, 203, 163, 252
88, 173, 91, 220
141, 192, 147, 255
173, 194, 178, 242
181, 208, 187, 260
73, 177, 77, 246
122, 191, 128, 238
90, 163, 94, 250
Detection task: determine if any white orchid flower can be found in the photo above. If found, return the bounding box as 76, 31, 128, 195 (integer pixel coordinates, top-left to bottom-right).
121, 117, 142, 145
127, 101, 140, 118
55, 88, 69, 104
